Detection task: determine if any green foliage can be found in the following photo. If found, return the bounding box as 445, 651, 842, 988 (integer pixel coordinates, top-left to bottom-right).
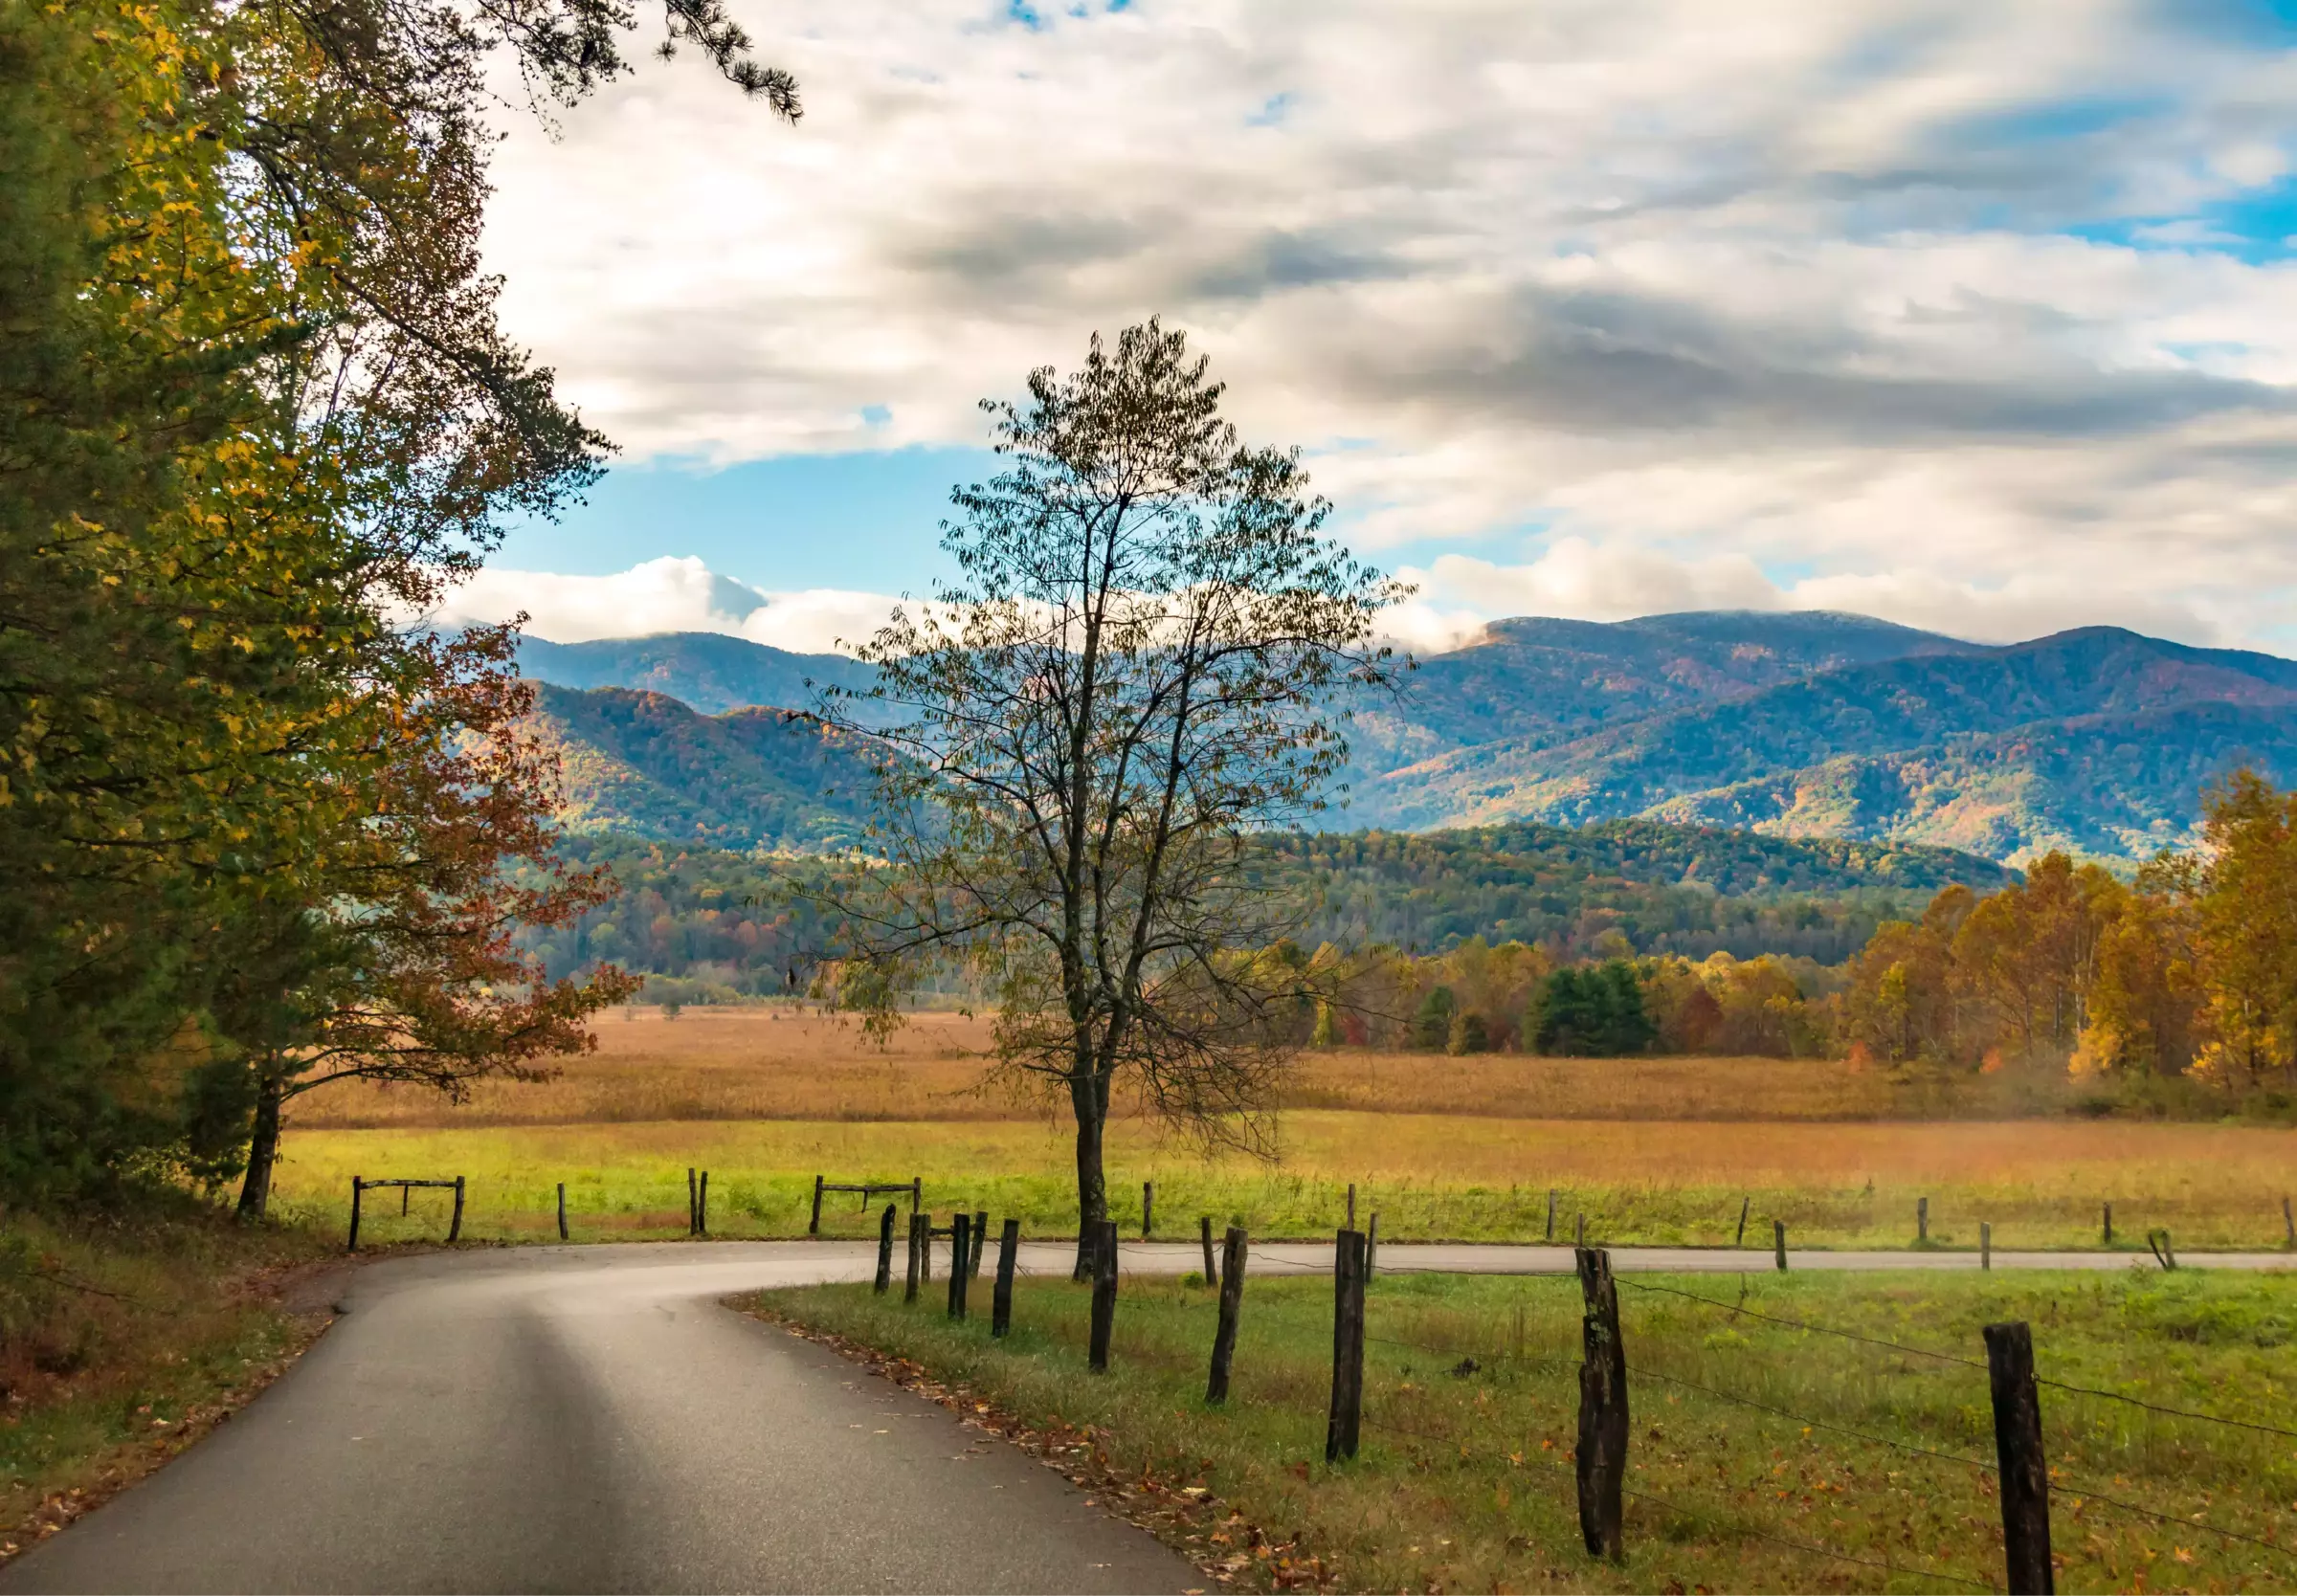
1268, 820, 2008, 962
1411, 986, 1457, 1050
1529, 962, 1656, 1056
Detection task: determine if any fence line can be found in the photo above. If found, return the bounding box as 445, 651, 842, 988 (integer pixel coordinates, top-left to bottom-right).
1617, 1275, 2297, 1442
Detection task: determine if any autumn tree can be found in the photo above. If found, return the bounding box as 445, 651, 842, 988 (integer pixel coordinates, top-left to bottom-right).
815, 321, 1406, 1272
226, 631, 637, 1218
2180, 771, 2297, 1094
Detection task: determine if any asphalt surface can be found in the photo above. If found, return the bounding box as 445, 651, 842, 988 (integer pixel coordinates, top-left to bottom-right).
8, 1238, 2288, 1593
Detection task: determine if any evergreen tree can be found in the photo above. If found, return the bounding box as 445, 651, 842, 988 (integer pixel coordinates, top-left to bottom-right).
1415, 986, 1459, 1050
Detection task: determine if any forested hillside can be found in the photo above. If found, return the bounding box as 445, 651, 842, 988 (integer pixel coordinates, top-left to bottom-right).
524, 685, 880, 852
518, 614, 2297, 864
1345, 625, 2297, 859
522, 822, 2012, 998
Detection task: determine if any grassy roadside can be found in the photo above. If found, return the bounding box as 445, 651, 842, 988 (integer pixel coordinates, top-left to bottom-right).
0, 1201, 336, 1562
747, 1267, 2297, 1594
271, 1114, 2297, 1252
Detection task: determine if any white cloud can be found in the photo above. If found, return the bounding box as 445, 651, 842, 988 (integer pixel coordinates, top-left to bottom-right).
433, 555, 902, 654
474, 0, 2297, 651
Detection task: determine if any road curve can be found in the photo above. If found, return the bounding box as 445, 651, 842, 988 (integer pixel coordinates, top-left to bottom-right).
3, 1243, 1195, 1595
9, 1238, 2286, 1594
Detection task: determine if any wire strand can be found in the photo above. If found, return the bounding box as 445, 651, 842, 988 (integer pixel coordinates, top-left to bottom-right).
1624, 1363, 1998, 1476
1617, 1276, 2297, 1441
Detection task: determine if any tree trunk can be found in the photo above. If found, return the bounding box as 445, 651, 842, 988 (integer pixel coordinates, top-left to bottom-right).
1070, 1070, 1110, 1281
236, 1074, 285, 1222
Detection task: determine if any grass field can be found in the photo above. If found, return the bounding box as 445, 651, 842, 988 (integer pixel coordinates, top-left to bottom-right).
267, 1112, 2297, 1252
268, 1007, 2297, 1250
748, 1267, 2297, 1593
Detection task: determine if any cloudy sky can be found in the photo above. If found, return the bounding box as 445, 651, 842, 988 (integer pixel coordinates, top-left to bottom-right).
445, 0, 2297, 657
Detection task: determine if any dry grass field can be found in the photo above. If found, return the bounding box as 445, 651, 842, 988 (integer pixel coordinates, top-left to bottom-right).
268, 1009, 2297, 1250
290, 1006, 2055, 1129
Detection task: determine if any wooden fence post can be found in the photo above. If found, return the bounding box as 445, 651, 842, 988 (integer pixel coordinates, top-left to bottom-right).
1982, 1221, 1992, 1271
2103, 1201, 2112, 1247
1208, 1226, 1248, 1406
1325, 1228, 1367, 1463
1918, 1195, 1929, 1244
347, 1177, 364, 1252
910, 1177, 921, 1215
971, 1209, 989, 1279
948, 1213, 971, 1319
1088, 1220, 1119, 1372
1142, 1181, 1153, 1239
1735, 1195, 1749, 1248
1983, 1320, 2054, 1595
687, 1168, 698, 1235
1365, 1213, 1378, 1280
402, 1182, 411, 1216
1198, 1216, 1218, 1286
1574, 1245, 1628, 1561
992, 1219, 1020, 1338
1773, 1219, 1788, 1272
557, 1183, 569, 1242
1546, 1188, 1557, 1242
449, 1176, 465, 1244
809, 1174, 825, 1236
2148, 1229, 2176, 1271
1574, 1210, 1586, 1247
905, 1211, 925, 1303
2284, 1195, 2293, 1249
875, 1205, 896, 1294
1347, 1183, 1356, 1230
696, 1171, 708, 1237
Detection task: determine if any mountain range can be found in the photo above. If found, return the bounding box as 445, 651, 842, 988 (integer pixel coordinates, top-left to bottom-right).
512, 611, 2297, 865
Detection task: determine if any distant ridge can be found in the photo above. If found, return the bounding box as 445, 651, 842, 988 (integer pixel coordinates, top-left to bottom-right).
512, 611, 2297, 864
514, 632, 875, 718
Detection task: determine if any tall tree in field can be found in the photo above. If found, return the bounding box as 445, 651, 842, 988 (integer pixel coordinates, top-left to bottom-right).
819, 321, 1406, 1272
2182, 770, 2297, 1093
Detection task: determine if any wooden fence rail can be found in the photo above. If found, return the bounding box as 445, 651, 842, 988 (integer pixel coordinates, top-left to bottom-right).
346, 1176, 462, 1252
811, 1175, 922, 1234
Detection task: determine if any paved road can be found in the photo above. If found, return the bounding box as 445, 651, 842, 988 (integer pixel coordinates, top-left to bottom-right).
10, 1238, 2286, 1594
4, 1244, 1194, 1595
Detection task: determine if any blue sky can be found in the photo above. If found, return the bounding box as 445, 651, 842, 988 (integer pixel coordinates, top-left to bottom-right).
450, 0, 2297, 655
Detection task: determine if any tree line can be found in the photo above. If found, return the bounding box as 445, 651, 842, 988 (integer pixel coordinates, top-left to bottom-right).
1, 0, 792, 1208
1253, 773, 2293, 1107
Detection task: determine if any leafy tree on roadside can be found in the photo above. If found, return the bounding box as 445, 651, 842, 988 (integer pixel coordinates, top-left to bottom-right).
0, 0, 792, 1195
812, 321, 1407, 1273
226, 632, 637, 1218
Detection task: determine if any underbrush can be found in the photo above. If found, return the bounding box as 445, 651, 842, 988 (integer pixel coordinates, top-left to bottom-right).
0, 1198, 331, 1557
749, 1268, 2297, 1594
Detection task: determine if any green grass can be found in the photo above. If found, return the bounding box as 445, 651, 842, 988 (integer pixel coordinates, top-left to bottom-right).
269, 1116, 2297, 1252
747, 1267, 2297, 1593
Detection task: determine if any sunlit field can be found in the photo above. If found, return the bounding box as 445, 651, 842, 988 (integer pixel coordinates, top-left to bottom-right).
290, 1006, 2101, 1130
750, 1268, 2297, 1593
269, 1115, 2297, 1249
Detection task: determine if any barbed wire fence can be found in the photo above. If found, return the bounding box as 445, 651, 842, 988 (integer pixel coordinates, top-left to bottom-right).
879, 1199, 2293, 1594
